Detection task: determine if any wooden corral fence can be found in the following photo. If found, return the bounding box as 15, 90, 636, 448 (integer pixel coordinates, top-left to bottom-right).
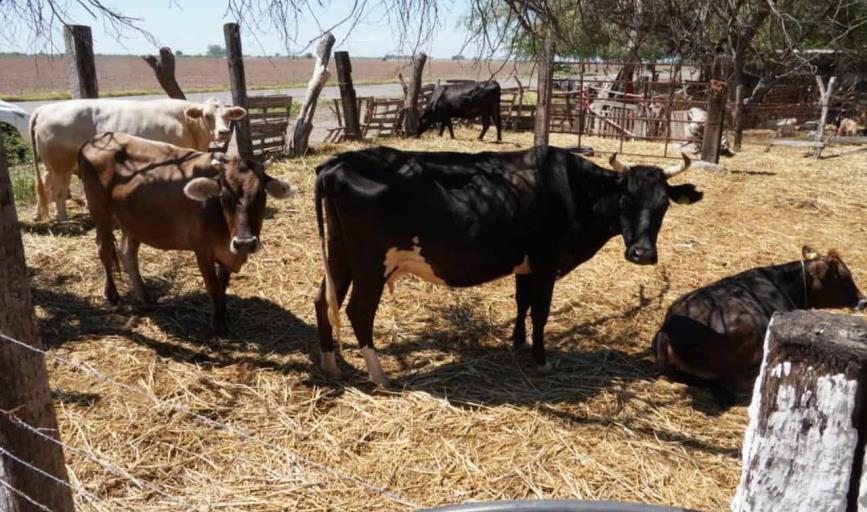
246, 95, 293, 156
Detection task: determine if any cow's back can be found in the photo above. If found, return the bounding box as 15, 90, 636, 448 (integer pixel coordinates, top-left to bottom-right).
660, 265, 799, 379
34, 99, 198, 153
79, 132, 219, 251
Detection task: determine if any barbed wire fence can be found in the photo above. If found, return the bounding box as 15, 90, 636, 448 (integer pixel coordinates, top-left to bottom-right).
0, 331, 421, 511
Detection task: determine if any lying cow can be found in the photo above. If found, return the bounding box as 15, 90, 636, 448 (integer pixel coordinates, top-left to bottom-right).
418, 81, 502, 141
30, 97, 247, 221
653, 247, 867, 399
314, 146, 703, 385
77, 132, 296, 334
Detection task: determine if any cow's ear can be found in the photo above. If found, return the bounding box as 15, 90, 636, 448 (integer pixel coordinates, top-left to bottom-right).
184, 106, 204, 119
225, 106, 247, 120
802, 245, 820, 260
184, 177, 221, 202
666, 183, 703, 205
265, 177, 297, 199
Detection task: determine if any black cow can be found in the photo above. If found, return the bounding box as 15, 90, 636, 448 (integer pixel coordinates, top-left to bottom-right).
313, 145, 703, 385
653, 247, 867, 399
418, 81, 502, 141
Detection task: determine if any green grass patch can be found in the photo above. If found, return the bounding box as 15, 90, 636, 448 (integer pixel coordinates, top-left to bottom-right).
9, 164, 34, 204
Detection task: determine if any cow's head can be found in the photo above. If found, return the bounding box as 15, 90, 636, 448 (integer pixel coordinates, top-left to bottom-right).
610, 153, 703, 265
183, 98, 248, 143
416, 87, 446, 136
183, 154, 297, 256
802, 246, 866, 310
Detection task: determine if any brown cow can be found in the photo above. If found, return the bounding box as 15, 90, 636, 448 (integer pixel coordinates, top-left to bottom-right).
78, 132, 296, 333
653, 246, 866, 402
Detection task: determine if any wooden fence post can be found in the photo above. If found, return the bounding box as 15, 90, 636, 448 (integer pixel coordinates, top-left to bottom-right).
142, 47, 186, 100
733, 84, 744, 151
63, 25, 98, 99
223, 23, 253, 160
291, 32, 336, 156
0, 135, 75, 512
813, 75, 836, 160
534, 37, 555, 147
334, 51, 361, 140
402, 52, 428, 137
701, 54, 731, 163
732, 310, 867, 512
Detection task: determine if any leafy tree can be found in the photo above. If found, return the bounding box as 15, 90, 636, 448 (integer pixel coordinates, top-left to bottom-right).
206, 44, 227, 57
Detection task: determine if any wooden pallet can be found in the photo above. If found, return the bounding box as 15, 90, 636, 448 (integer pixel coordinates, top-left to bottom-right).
247, 95, 293, 156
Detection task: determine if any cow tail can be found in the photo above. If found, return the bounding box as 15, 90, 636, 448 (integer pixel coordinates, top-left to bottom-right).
315, 173, 341, 348
30, 111, 49, 218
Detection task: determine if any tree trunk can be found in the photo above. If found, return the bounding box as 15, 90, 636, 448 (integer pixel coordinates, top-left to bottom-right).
733, 310, 867, 512
63, 25, 98, 99
701, 54, 731, 163
290, 33, 336, 156
334, 51, 361, 140
142, 47, 186, 100
402, 53, 428, 137
223, 23, 253, 160
814, 76, 836, 159
0, 135, 75, 512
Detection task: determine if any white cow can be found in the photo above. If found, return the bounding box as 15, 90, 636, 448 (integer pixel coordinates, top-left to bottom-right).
30, 97, 247, 221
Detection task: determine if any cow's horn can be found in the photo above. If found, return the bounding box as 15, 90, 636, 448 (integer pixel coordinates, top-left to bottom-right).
609, 153, 629, 172
664, 153, 691, 178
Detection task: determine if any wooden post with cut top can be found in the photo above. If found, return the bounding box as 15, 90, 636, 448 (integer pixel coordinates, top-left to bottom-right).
142, 47, 186, 100
733, 84, 744, 151
0, 134, 75, 512
402, 52, 428, 137
533, 37, 555, 147
224, 23, 253, 160
334, 51, 361, 140
63, 25, 99, 99
291, 32, 336, 156
701, 53, 731, 163
732, 310, 867, 512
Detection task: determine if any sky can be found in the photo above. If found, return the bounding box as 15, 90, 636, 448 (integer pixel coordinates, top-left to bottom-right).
3, 0, 474, 58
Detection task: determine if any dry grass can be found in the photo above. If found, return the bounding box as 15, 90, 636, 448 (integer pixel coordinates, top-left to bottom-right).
17, 130, 867, 511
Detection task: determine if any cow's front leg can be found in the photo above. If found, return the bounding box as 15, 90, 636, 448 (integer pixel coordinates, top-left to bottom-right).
512, 274, 532, 350
529, 273, 557, 373
119, 233, 152, 305
346, 275, 387, 386
478, 115, 491, 140
195, 251, 227, 335
438, 122, 447, 137
446, 119, 455, 139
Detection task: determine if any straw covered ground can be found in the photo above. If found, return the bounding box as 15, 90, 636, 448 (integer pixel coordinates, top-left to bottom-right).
16, 129, 867, 511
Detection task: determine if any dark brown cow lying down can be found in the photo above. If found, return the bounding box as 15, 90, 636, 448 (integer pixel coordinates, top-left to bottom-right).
653, 247, 866, 397
78, 132, 296, 333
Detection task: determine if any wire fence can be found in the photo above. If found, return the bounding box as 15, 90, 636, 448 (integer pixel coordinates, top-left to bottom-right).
0, 331, 421, 510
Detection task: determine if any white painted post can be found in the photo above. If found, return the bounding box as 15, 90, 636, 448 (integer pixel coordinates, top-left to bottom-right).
732, 310, 867, 512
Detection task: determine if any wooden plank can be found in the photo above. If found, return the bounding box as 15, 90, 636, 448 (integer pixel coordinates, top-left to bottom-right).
247, 95, 293, 108
768, 139, 823, 148
829, 136, 867, 145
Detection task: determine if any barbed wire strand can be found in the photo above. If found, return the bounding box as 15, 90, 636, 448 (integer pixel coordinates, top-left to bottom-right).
0, 332, 420, 509
0, 477, 56, 512
0, 445, 103, 506
1, 411, 189, 507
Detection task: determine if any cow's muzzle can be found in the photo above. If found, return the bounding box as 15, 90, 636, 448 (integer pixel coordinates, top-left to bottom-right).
857, 297, 867, 311
230, 236, 260, 255
625, 245, 657, 265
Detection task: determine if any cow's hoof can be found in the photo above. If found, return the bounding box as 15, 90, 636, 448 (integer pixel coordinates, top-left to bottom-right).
368, 372, 391, 388
361, 346, 390, 387
512, 339, 529, 352
320, 351, 342, 380
536, 362, 554, 375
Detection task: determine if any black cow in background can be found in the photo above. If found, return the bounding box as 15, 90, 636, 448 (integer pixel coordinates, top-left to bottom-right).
417, 81, 503, 141
653, 246, 867, 402
313, 146, 703, 386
